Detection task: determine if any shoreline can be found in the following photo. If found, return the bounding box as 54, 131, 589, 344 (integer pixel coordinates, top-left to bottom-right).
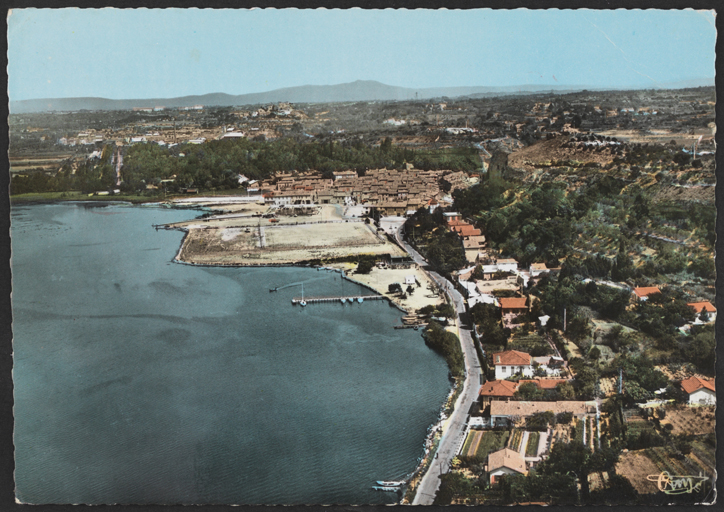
41, 199, 459, 502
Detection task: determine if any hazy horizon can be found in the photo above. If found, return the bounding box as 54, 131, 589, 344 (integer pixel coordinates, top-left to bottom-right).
8, 8, 716, 102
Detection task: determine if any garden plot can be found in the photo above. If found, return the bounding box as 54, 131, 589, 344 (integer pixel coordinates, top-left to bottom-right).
460, 430, 509, 460
507, 333, 554, 356
599, 377, 618, 397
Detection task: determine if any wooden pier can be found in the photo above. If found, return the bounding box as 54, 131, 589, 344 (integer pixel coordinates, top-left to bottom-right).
394, 323, 428, 330
291, 294, 385, 305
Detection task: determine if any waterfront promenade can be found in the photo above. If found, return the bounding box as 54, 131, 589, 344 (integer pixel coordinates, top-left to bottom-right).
395, 227, 483, 505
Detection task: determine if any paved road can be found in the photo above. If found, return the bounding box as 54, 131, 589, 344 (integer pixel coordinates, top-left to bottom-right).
395, 227, 483, 505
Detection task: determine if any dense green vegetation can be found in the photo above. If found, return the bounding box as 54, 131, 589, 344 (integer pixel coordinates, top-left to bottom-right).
423, 320, 464, 378
404, 207, 466, 275
495, 440, 632, 505
11, 138, 480, 196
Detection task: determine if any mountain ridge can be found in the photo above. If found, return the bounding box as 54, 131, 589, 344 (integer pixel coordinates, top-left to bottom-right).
10, 78, 715, 114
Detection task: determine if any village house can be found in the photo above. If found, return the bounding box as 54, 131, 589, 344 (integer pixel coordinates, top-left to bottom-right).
680, 376, 715, 406
482, 258, 520, 276
492, 350, 533, 379
529, 263, 550, 277
489, 400, 593, 426
478, 378, 568, 407
632, 286, 661, 301
478, 380, 518, 407
443, 212, 462, 223
498, 297, 528, 316
687, 301, 717, 324
486, 448, 527, 485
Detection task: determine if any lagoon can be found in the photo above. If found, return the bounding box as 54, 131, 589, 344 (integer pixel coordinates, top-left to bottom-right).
11, 202, 451, 504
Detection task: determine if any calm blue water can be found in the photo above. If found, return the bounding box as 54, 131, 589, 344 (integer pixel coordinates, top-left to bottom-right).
11, 202, 451, 505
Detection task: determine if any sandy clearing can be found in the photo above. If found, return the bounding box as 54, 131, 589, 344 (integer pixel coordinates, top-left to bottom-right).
264, 222, 382, 249
344, 265, 444, 313
176, 220, 406, 267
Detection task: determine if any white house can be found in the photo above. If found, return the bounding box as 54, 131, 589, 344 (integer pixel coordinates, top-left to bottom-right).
496, 259, 519, 273
688, 301, 717, 324
492, 350, 533, 380
681, 376, 715, 406
482, 258, 519, 275
486, 448, 527, 485
529, 263, 550, 277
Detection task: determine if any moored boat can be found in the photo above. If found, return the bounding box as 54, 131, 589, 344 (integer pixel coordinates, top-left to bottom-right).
376, 480, 405, 487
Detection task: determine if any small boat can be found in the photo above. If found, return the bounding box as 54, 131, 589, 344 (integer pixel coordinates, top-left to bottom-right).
372, 486, 399, 492
269, 287, 278, 292
357, 297, 364, 303
376, 480, 405, 487
300, 283, 307, 307
340, 298, 346, 304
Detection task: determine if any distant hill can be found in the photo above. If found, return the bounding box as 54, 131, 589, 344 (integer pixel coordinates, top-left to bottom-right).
9, 78, 715, 114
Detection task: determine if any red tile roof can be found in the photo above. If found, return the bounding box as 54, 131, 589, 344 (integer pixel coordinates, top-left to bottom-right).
633, 286, 661, 298
487, 448, 527, 474
499, 297, 528, 310
458, 226, 482, 237
479, 380, 518, 397
687, 301, 717, 314
519, 378, 569, 390
492, 350, 531, 366
680, 376, 715, 394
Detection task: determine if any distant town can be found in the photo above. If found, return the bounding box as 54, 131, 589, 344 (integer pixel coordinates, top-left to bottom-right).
9, 85, 716, 505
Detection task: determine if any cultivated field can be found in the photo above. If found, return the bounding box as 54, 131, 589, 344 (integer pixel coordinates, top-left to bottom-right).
460, 430, 509, 460
615, 450, 662, 494
659, 405, 715, 436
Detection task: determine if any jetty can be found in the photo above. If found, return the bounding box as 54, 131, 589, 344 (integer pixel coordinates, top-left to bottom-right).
291, 294, 384, 305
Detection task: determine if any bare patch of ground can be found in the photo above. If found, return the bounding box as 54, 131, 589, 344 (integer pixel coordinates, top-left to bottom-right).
659, 405, 715, 436
177, 221, 405, 266
508, 136, 616, 172
343, 265, 443, 312
615, 450, 661, 494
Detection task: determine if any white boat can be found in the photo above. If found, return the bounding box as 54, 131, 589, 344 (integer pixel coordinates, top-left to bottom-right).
357, 297, 364, 303
372, 486, 399, 492
340, 298, 346, 304
300, 283, 307, 307
376, 480, 405, 487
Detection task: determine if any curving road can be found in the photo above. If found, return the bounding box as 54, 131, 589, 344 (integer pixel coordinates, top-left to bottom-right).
394, 226, 484, 505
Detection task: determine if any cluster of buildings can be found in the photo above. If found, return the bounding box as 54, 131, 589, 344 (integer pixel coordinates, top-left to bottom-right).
467, 345, 715, 486
632, 286, 717, 326
442, 212, 487, 264
257, 167, 472, 214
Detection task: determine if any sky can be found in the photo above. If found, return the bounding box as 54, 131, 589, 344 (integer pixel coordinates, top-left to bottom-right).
7, 8, 717, 101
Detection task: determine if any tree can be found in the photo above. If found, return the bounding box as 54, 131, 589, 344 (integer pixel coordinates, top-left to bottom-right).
589, 346, 601, 361
555, 382, 576, 400
516, 382, 544, 401
525, 411, 556, 431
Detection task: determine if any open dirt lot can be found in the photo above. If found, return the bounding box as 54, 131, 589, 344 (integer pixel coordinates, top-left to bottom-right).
176, 221, 406, 266
659, 405, 715, 436
615, 450, 661, 494
344, 265, 443, 312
